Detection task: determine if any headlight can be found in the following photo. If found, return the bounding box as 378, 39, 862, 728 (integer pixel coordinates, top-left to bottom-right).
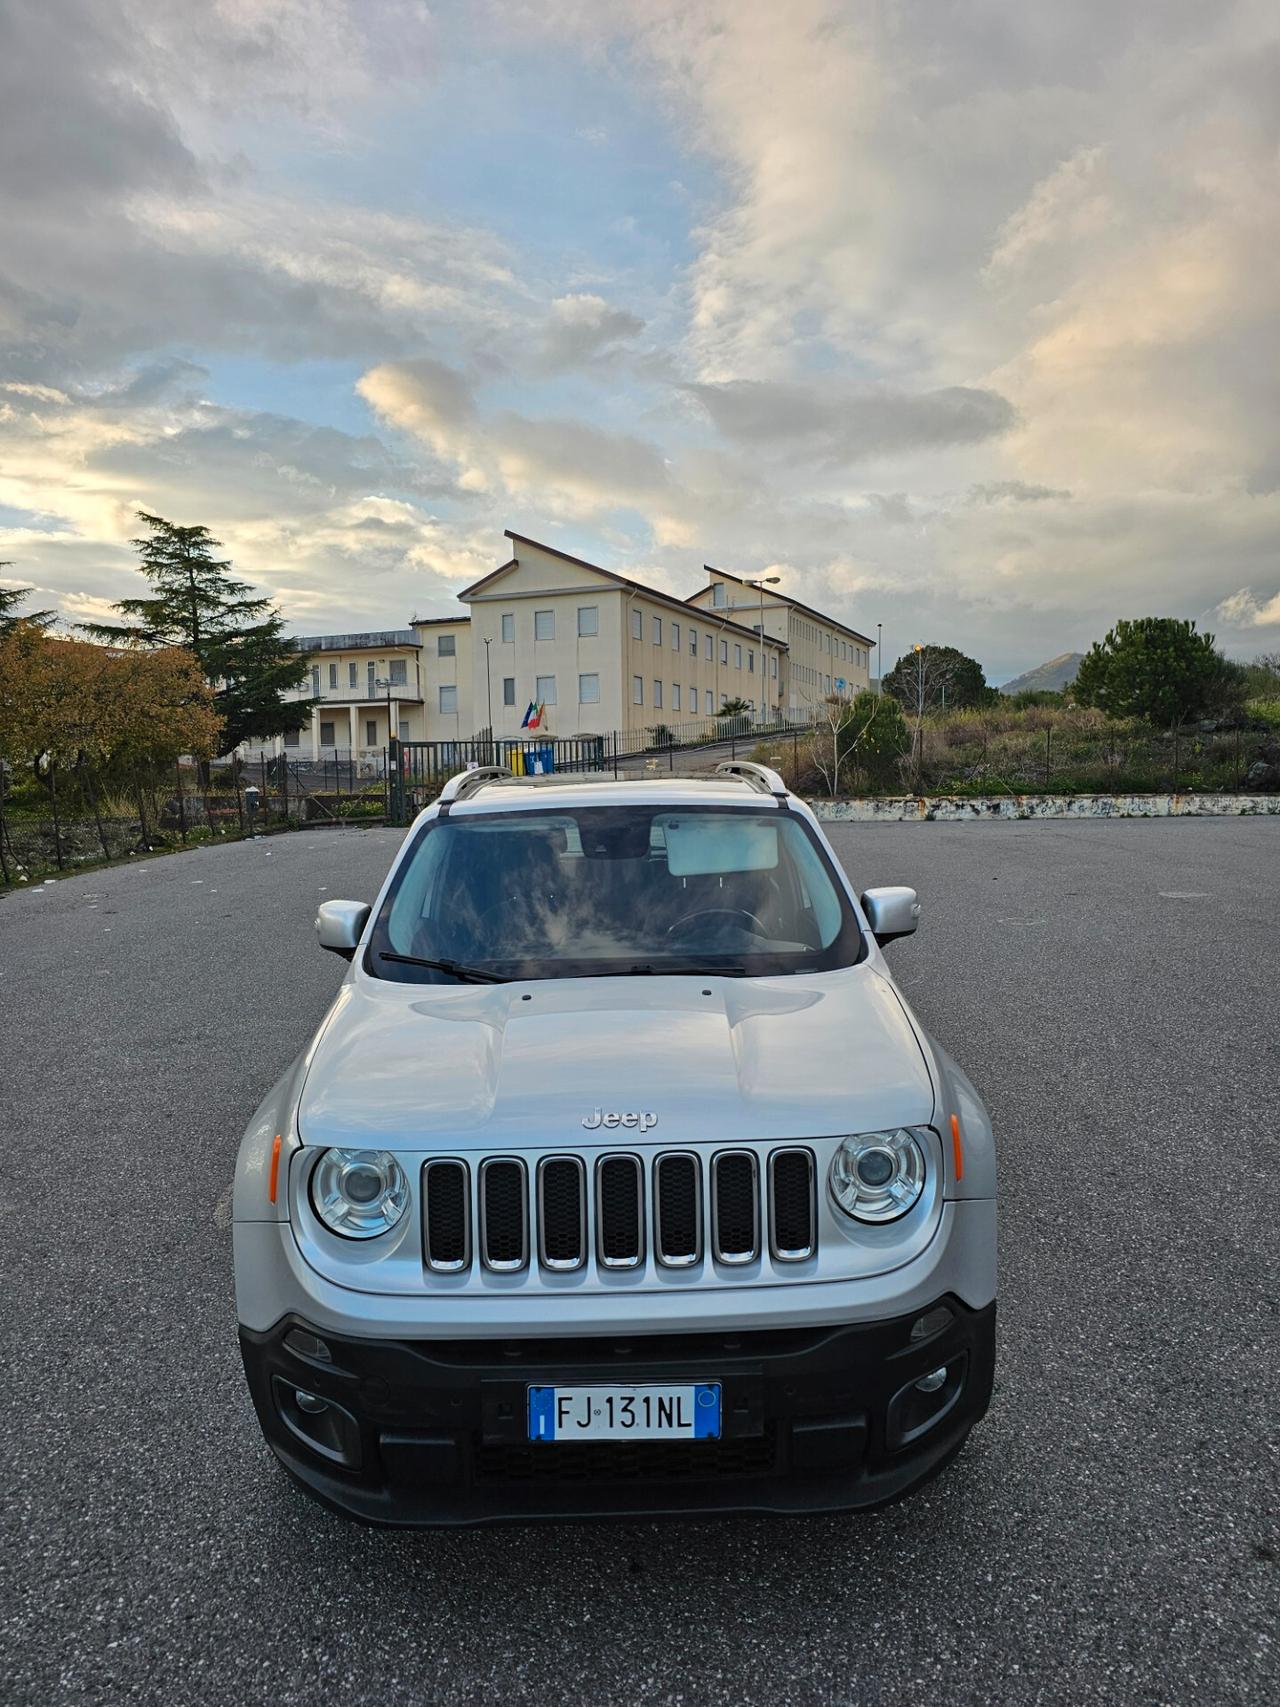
829, 1130, 927, 1223
310, 1148, 409, 1239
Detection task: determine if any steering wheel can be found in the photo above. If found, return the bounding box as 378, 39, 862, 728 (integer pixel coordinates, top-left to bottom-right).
666, 907, 767, 940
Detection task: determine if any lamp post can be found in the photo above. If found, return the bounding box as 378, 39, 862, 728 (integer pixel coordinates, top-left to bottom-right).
744, 574, 781, 724
877, 622, 883, 695
484, 637, 493, 759
375, 675, 394, 790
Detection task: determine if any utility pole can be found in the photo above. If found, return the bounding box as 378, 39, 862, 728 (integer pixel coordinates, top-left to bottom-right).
745, 574, 781, 724
877, 622, 883, 695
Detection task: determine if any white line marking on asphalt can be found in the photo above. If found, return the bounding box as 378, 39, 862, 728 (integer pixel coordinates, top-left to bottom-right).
1159, 891, 1209, 899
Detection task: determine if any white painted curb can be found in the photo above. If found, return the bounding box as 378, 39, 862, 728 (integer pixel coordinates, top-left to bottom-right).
807, 792, 1280, 822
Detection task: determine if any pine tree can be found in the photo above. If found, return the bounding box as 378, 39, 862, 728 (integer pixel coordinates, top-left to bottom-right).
80, 513, 312, 753
0, 570, 55, 635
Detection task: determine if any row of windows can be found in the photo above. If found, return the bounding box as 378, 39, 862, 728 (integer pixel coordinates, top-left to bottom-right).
497, 607, 597, 643
493, 604, 780, 682
311, 656, 410, 694
631, 681, 752, 714
789, 615, 867, 668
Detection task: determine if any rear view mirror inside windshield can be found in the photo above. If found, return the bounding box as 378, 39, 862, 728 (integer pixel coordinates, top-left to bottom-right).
662, 816, 779, 877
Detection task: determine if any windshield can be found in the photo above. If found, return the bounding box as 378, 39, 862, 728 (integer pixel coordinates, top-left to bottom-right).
367, 803, 863, 983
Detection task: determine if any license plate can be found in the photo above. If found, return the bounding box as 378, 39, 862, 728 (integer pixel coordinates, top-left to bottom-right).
528, 1383, 721, 1442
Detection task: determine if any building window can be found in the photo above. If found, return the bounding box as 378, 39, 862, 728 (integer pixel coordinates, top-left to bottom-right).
653, 680, 663, 708
578, 605, 598, 637
501, 613, 514, 643
367, 662, 375, 695
328, 662, 337, 688
652, 615, 662, 646
705, 634, 713, 660
438, 685, 457, 715
672, 622, 680, 651
632, 608, 643, 640
721, 639, 729, 665
398, 718, 410, 741
534, 609, 554, 641
535, 674, 557, 706
690, 683, 697, 710
348, 661, 357, 687
734, 643, 742, 669
772, 655, 778, 679
579, 673, 600, 704
365, 719, 377, 746
502, 677, 516, 706
633, 676, 643, 705
311, 666, 320, 695
436, 635, 454, 658
705, 689, 713, 714
689, 628, 697, 655
672, 683, 681, 712
319, 720, 335, 746
712, 582, 725, 607
284, 729, 300, 749
390, 658, 408, 683
748, 650, 755, 673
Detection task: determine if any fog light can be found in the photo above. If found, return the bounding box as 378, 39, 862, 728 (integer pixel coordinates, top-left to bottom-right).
283, 1328, 332, 1362
295, 1390, 328, 1415
915, 1367, 947, 1394
909, 1305, 953, 1342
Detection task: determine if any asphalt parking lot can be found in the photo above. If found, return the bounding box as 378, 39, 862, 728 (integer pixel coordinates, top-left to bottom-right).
2, 815, 1277, 1705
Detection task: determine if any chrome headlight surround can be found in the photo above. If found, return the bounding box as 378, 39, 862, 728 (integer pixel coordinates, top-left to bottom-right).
829, 1129, 927, 1223
310, 1148, 409, 1240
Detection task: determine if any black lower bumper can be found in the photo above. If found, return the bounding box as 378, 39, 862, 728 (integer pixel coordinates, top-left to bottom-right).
239, 1298, 996, 1526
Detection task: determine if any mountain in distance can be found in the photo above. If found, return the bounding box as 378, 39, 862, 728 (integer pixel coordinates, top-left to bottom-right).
998, 652, 1084, 695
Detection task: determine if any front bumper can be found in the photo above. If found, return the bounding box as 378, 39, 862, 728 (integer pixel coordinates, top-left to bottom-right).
239, 1297, 996, 1526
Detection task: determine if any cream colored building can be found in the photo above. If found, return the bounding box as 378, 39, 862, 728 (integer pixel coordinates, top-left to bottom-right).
240, 530, 872, 762
459, 532, 788, 740
410, 615, 474, 742
291, 630, 426, 761
686, 568, 875, 718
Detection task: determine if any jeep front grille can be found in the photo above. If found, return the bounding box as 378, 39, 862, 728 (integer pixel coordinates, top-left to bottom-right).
479, 1158, 529, 1271
423, 1159, 470, 1272
767, 1148, 817, 1261
654, 1152, 702, 1266
421, 1147, 815, 1280
596, 1154, 644, 1268
711, 1150, 760, 1264
537, 1156, 586, 1271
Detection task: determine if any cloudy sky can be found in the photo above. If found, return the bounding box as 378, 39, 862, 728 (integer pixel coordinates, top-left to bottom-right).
2, 0, 1278, 680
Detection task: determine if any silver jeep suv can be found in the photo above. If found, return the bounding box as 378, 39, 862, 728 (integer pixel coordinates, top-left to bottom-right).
233, 763, 997, 1524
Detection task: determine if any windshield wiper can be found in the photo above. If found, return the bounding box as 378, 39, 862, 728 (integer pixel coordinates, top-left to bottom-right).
625, 963, 748, 977
377, 951, 510, 984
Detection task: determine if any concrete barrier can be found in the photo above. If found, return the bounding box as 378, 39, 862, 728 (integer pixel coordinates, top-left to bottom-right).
807, 792, 1280, 822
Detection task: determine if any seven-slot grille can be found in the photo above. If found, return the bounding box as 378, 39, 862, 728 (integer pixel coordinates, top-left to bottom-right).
421, 1148, 815, 1277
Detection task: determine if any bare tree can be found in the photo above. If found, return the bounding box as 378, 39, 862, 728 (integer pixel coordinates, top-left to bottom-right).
891, 646, 957, 788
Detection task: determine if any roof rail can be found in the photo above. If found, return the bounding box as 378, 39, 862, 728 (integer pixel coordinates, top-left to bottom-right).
715, 760, 789, 800
437, 765, 513, 809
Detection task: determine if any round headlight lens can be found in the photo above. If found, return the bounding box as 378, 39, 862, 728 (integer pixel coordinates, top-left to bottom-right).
310, 1148, 409, 1239
829, 1130, 926, 1223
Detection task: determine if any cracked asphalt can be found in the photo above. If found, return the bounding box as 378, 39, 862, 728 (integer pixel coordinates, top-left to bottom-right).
2, 816, 1277, 1705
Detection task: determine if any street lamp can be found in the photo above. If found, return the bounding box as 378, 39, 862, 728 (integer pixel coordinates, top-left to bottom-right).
483, 637, 493, 758
744, 575, 781, 724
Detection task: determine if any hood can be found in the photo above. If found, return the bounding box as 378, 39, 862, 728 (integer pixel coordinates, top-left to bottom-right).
297, 968, 936, 1150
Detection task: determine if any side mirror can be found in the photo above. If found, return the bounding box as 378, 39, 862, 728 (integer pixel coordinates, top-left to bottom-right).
861, 886, 920, 945
316, 899, 371, 960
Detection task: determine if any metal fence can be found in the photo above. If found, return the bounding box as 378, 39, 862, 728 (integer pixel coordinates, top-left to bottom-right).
384, 715, 831, 822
